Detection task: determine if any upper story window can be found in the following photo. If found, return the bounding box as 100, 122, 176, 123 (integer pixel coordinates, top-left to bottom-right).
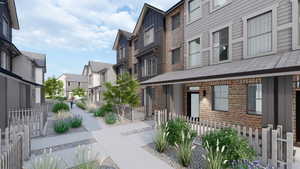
134, 63, 138, 74
2, 17, 9, 38
212, 0, 231, 11
213, 27, 229, 62
144, 27, 154, 46
68, 81, 70, 86
100, 71, 106, 83
213, 85, 229, 111
172, 13, 180, 30
188, 38, 201, 67
247, 11, 272, 57
141, 57, 157, 77
247, 84, 262, 115
188, 0, 201, 23
0, 51, 7, 69
118, 47, 125, 59
172, 48, 180, 64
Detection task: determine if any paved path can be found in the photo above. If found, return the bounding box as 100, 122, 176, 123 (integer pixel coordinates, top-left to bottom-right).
25, 106, 174, 169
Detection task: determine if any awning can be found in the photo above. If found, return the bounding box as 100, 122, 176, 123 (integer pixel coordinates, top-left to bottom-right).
141, 50, 300, 86
0, 37, 21, 56
0, 68, 43, 87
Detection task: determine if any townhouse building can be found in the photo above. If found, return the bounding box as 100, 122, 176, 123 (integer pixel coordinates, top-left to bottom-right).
140, 0, 300, 145
82, 61, 116, 105
0, 0, 47, 129
58, 73, 88, 99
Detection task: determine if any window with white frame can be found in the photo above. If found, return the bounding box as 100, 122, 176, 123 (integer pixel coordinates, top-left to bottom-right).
247, 12, 272, 57
212, 0, 230, 10
213, 85, 229, 111
213, 27, 229, 62
0, 51, 7, 69
144, 27, 154, 46
188, 0, 201, 23
188, 38, 201, 67
248, 84, 262, 115
2, 17, 8, 38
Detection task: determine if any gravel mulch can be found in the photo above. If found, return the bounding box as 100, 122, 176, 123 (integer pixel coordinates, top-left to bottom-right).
143, 142, 207, 169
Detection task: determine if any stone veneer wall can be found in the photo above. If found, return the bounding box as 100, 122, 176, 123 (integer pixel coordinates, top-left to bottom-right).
184, 78, 263, 129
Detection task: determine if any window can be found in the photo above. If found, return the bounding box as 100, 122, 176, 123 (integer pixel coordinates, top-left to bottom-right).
78, 82, 81, 87
188, 38, 201, 67
134, 63, 138, 74
101, 72, 106, 83
248, 84, 262, 115
212, 0, 230, 10
0, 51, 7, 69
144, 27, 154, 46
68, 82, 70, 86
172, 13, 180, 30
247, 12, 272, 57
141, 58, 157, 77
172, 48, 180, 64
2, 17, 8, 38
213, 27, 229, 62
213, 85, 229, 111
188, 0, 201, 23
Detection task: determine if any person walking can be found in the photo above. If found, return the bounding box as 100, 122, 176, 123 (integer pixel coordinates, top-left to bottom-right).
70, 96, 75, 109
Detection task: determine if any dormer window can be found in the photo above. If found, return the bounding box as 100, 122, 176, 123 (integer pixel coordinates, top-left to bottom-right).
2, 17, 8, 38
144, 27, 154, 46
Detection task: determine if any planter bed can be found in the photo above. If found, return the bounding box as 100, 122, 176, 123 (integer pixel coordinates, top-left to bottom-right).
69, 157, 120, 169
45, 119, 87, 137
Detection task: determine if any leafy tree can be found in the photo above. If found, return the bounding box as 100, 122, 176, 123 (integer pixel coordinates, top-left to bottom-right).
44, 77, 64, 99
72, 87, 86, 97
103, 72, 140, 119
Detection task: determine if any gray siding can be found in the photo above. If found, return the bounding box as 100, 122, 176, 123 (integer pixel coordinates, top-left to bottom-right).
184, 0, 293, 69
0, 75, 6, 129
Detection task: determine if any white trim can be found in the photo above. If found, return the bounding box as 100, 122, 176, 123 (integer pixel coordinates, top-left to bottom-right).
142, 71, 300, 87
186, 0, 202, 25
209, 22, 232, 65
242, 4, 278, 59
277, 22, 292, 31
292, 0, 300, 50
186, 34, 202, 69
209, 0, 232, 13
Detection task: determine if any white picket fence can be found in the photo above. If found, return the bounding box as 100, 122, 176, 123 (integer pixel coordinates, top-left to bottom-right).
0, 125, 30, 169
154, 110, 294, 169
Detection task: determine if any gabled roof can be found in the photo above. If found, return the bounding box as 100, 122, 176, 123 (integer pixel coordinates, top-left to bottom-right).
58, 73, 88, 82
166, 0, 184, 14
21, 51, 47, 72
7, 0, 19, 30
88, 61, 113, 73
133, 3, 165, 35
112, 29, 132, 50
141, 50, 300, 85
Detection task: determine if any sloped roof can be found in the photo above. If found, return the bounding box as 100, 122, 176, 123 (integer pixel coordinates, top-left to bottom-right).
141, 50, 300, 85
60, 73, 87, 82
89, 61, 113, 73
8, 0, 19, 29
112, 29, 132, 50
133, 3, 165, 35
21, 51, 47, 72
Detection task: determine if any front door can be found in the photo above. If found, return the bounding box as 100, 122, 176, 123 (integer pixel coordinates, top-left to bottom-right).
187, 92, 200, 118
296, 91, 300, 142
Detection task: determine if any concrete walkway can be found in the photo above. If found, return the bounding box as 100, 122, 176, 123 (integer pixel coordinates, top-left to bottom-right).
25, 106, 174, 169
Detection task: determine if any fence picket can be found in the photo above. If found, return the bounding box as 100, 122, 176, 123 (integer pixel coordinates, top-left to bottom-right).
271, 129, 278, 167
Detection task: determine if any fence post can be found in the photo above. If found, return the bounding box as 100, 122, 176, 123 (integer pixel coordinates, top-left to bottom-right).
271, 129, 278, 168
286, 132, 293, 169
262, 127, 268, 166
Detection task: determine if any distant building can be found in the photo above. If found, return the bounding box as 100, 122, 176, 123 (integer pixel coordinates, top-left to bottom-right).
58, 73, 88, 99
82, 61, 116, 105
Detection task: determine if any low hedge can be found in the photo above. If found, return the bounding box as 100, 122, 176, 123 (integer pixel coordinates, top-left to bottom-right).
70, 115, 83, 128
94, 104, 113, 117
54, 119, 70, 133
76, 102, 86, 110
105, 113, 117, 125
52, 102, 70, 113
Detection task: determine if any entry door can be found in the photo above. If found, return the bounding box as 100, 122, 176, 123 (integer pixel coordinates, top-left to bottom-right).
296, 91, 300, 142
187, 92, 200, 118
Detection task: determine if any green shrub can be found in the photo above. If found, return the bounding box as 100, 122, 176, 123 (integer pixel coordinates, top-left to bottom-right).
55, 96, 67, 102
154, 124, 169, 153
54, 119, 70, 133
204, 140, 228, 169
76, 102, 86, 110
105, 113, 117, 125
52, 102, 70, 113
70, 115, 83, 128
202, 128, 256, 165
166, 118, 197, 146
175, 131, 195, 167
94, 104, 113, 117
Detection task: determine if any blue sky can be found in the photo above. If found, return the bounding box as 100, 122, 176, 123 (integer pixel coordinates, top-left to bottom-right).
12, 0, 178, 78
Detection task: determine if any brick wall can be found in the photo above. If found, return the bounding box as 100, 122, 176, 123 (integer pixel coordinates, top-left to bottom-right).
185, 78, 262, 129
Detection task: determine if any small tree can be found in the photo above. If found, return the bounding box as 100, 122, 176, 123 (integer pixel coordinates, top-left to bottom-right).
44, 77, 64, 99
103, 73, 140, 119
72, 87, 86, 97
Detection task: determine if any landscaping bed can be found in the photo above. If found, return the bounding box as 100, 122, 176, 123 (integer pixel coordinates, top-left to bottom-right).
144, 142, 206, 169
69, 157, 120, 169
45, 118, 87, 137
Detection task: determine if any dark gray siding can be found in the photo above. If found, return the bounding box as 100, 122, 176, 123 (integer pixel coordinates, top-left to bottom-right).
0, 75, 6, 129
0, 0, 12, 41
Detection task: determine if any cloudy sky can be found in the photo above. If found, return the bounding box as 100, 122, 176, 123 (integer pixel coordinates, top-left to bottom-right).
13, 0, 178, 78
